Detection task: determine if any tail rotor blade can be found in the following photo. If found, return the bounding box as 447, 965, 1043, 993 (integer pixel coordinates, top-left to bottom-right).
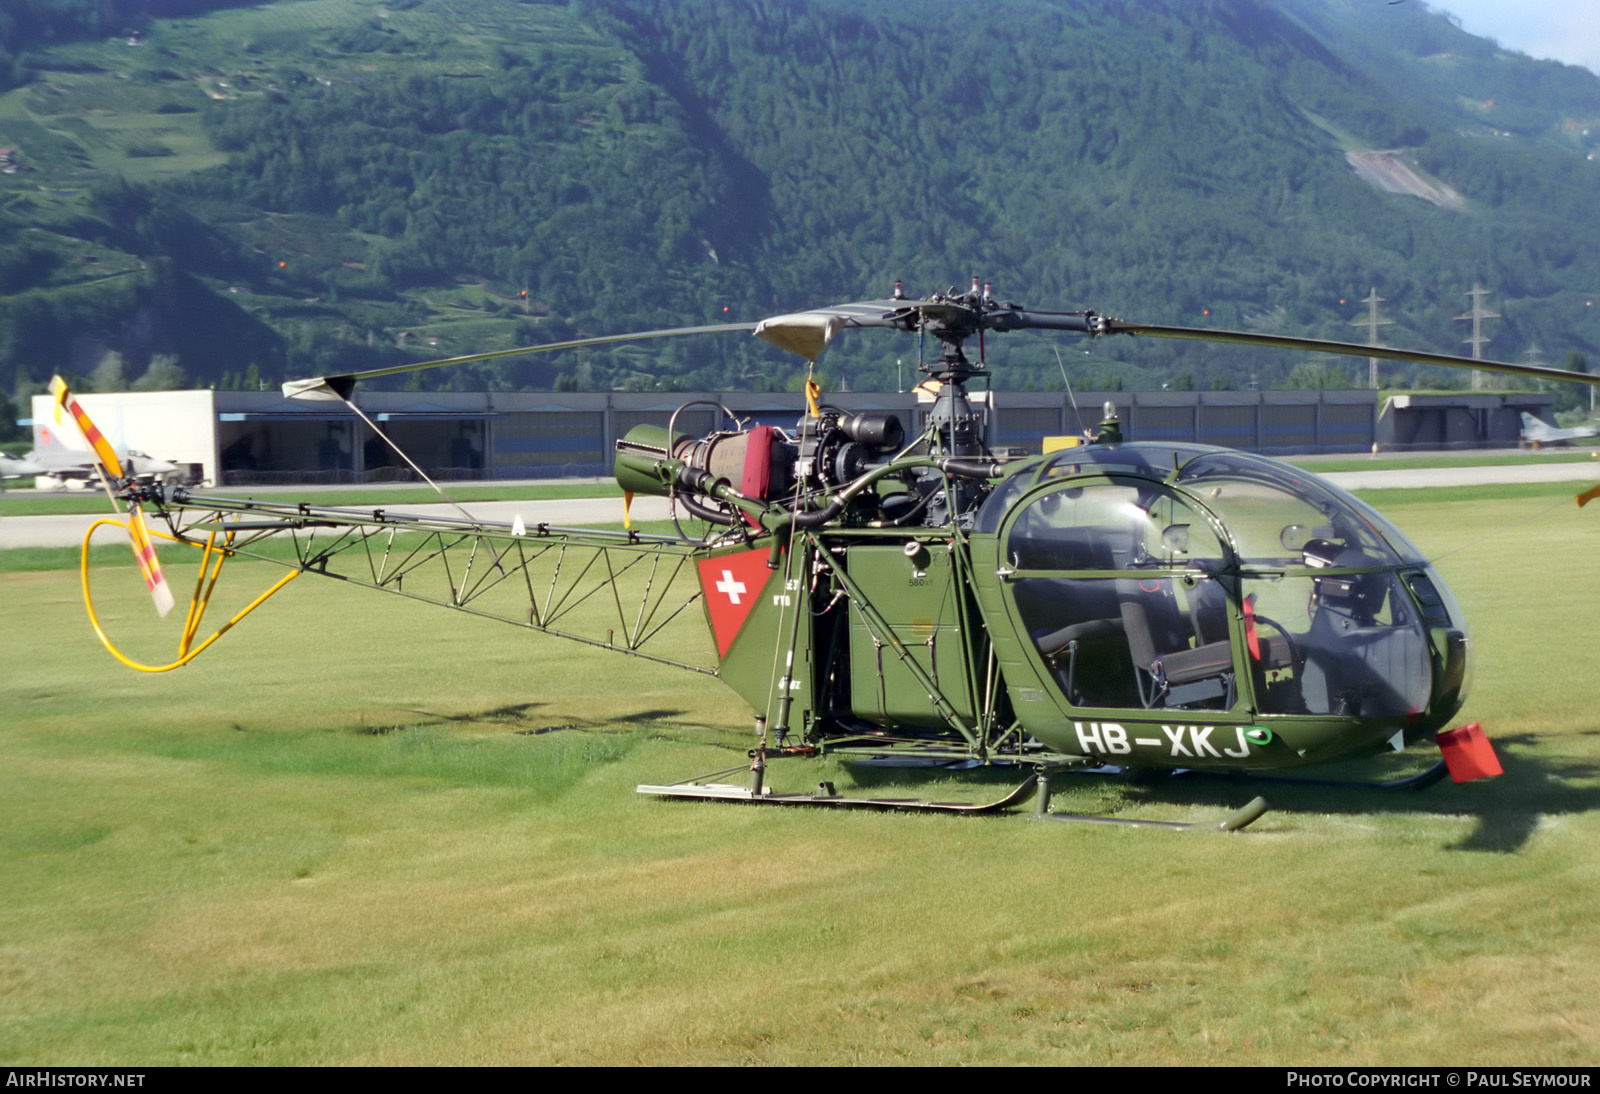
127, 504, 175, 618
49, 376, 125, 481
50, 377, 174, 617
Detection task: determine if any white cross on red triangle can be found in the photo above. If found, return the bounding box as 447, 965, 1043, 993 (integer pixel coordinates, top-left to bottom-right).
714, 569, 746, 604
696, 549, 778, 658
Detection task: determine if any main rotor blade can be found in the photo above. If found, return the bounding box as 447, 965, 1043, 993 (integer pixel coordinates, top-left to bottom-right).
762, 298, 970, 329
1099, 320, 1600, 388
752, 298, 940, 360
754, 296, 1006, 361
281, 295, 1600, 397
282, 321, 759, 400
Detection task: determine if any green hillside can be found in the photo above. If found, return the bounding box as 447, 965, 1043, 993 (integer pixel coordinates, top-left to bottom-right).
1, 0, 1598, 396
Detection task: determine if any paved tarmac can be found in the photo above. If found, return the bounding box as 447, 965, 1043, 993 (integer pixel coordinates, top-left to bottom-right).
1313, 461, 1600, 491
4, 459, 1597, 550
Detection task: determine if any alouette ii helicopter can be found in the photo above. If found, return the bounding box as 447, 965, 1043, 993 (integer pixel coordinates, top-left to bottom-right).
60, 280, 1600, 830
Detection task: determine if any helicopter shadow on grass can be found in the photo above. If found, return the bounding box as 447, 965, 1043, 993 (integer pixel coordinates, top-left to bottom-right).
1120, 730, 1600, 852
382, 703, 758, 749
346, 706, 1599, 849
839, 757, 1036, 792
348, 701, 556, 734
348, 703, 694, 736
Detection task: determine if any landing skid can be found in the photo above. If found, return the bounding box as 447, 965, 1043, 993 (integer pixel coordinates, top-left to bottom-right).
1038, 797, 1269, 831
635, 768, 1040, 815
1173, 758, 1451, 792
1056, 757, 1451, 793
1030, 765, 1268, 831
636, 763, 1268, 829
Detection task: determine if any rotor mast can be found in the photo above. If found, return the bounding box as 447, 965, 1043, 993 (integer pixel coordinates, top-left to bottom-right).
917, 278, 994, 462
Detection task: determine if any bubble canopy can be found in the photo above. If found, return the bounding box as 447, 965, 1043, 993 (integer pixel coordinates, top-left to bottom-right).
976, 442, 1427, 568
973, 442, 1469, 742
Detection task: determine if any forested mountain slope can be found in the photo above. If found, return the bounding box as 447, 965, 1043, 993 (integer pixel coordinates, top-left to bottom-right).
1, 0, 1597, 396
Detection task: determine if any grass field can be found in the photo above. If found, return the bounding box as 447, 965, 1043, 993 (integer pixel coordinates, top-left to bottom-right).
3, 487, 1599, 1064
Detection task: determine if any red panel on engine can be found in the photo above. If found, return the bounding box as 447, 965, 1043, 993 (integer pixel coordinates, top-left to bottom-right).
740, 425, 777, 500
737, 425, 777, 530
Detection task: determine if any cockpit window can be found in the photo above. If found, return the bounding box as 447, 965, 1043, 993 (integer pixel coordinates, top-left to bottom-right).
1007, 480, 1225, 572
1246, 572, 1433, 718
1176, 452, 1425, 566
978, 444, 1212, 535
1006, 480, 1234, 712
979, 445, 1428, 566
986, 444, 1455, 723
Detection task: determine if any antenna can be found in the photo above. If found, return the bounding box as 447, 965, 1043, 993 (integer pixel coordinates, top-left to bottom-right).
1054, 347, 1086, 436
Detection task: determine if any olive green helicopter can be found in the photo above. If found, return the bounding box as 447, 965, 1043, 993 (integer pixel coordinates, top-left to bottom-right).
63, 280, 1600, 829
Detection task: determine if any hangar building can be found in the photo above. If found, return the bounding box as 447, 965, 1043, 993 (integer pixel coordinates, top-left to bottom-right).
26, 387, 1552, 486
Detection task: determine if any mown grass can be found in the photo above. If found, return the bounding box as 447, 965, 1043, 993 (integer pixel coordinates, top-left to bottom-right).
2, 492, 1599, 1064
1356, 480, 1593, 508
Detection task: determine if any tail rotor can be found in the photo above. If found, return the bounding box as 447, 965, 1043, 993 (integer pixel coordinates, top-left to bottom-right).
50, 376, 175, 617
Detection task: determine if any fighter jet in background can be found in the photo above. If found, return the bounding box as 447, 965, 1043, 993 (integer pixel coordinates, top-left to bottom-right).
19, 424, 179, 487
0, 451, 48, 485
1520, 412, 1600, 447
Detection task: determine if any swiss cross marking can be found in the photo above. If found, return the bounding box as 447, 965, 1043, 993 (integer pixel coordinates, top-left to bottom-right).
697, 549, 781, 659
715, 569, 747, 604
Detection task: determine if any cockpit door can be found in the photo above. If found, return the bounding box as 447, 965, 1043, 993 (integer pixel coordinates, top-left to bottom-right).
994, 477, 1244, 718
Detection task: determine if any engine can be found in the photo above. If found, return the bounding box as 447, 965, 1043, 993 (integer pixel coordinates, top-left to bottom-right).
613, 407, 921, 526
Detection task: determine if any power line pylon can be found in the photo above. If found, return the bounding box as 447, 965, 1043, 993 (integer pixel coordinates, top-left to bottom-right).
1455, 283, 1501, 391
1351, 287, 1394, 390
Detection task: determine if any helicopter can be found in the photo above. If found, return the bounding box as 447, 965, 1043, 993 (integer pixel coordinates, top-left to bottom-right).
60, 280, 1600, 829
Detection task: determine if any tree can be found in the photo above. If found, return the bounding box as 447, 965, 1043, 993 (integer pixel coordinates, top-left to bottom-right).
1555, 350, 1591, 416
88, 351, 129, 393
12, 366, 43, 402
1282, 361, 1355, 390
132, 354, 185, 391
0, 390, 24, 442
